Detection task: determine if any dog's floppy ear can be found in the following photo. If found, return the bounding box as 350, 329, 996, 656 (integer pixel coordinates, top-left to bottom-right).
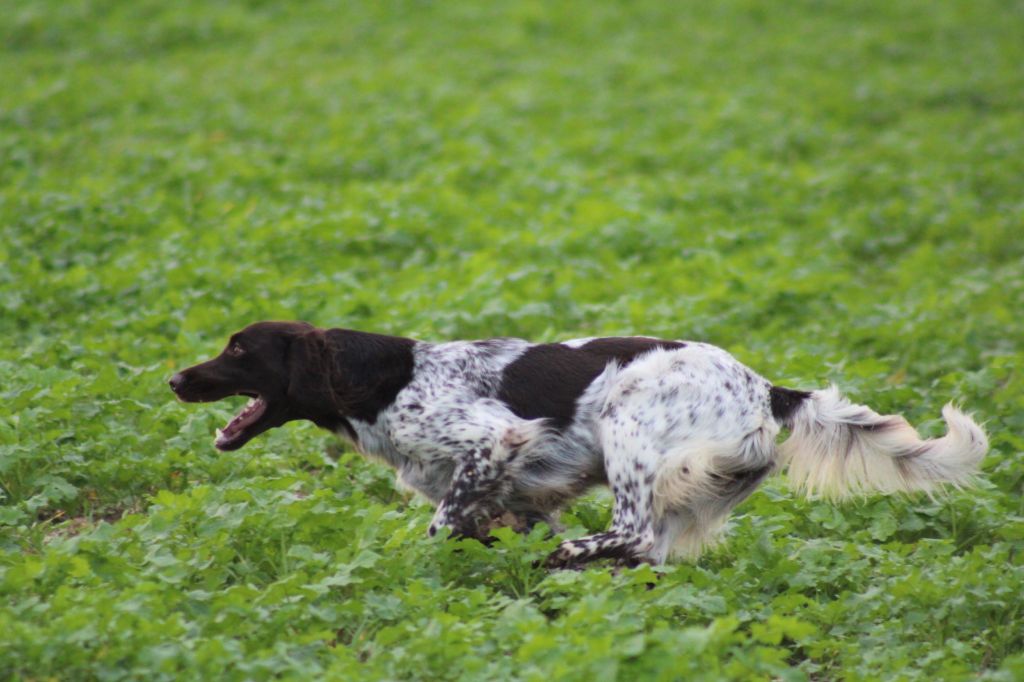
285, 328, 332, 406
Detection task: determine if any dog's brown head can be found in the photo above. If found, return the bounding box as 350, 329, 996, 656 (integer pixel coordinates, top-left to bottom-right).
170, 321, 417, 451
169, 321, 324, 450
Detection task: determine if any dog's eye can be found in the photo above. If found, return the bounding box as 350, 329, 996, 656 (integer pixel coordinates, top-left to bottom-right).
226, 343, 245, 357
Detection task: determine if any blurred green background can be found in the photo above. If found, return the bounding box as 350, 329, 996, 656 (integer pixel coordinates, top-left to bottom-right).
2, 1, 1022, 679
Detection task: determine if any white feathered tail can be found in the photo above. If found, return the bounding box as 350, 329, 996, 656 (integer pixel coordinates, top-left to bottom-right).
779, 386, 988, 499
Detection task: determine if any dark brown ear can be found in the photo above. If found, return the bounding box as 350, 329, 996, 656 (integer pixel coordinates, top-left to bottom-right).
285, 329, 332, 407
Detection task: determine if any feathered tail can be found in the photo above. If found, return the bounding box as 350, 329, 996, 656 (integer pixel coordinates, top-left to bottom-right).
778, 385, 988, 499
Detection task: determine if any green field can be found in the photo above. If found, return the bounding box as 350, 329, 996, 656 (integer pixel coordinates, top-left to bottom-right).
2, 0, 1023, 679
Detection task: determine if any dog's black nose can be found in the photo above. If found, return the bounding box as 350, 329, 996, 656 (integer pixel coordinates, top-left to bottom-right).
168, 373, 186, 393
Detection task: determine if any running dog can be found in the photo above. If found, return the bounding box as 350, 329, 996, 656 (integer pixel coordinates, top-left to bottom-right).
169, 321, 987, 567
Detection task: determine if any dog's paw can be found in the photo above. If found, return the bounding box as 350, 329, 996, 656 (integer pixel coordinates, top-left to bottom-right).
482, 511, 527, 534
543, 546, 584, 570
428, 519, 494, 545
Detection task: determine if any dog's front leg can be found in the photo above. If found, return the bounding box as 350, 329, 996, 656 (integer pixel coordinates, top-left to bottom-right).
427, 446, 512, 542
414, 411, 541, 542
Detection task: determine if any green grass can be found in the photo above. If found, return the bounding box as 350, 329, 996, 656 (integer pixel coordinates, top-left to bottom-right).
2, 0, 1023, 679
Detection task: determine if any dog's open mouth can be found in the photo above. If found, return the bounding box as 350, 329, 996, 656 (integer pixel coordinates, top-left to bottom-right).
215, 396, 268, 450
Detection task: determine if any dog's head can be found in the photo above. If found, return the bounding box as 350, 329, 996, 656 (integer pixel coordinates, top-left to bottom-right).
169, 321, 327, 450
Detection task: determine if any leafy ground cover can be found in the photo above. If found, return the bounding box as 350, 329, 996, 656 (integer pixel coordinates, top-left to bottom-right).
2, 0, 1023, 679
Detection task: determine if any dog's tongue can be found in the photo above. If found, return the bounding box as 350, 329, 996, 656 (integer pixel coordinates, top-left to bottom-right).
215, 398, 266, 447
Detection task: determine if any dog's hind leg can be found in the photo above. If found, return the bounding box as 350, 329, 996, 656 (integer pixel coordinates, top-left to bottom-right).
653, 457, 774, 561
546, 349, 780, 568
545, 426, 661, 568
545, 495, 657, 568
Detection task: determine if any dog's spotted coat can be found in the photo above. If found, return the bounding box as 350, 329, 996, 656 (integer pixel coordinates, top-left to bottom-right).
361, 336, 783, 566
171, 322, 988, 568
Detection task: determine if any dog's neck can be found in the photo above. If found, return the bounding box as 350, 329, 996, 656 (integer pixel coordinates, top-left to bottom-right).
300, 327, 417, 430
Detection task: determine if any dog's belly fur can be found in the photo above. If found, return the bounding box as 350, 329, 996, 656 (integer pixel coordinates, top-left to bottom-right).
391, 426, 608, 517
